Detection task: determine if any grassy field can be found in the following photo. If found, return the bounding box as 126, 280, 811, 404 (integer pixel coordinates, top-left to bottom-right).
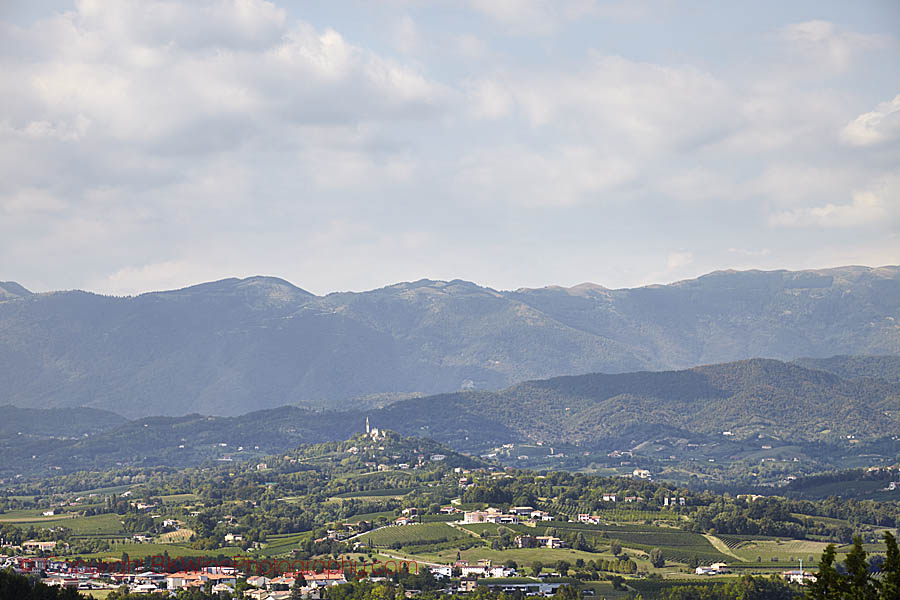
158, 493, 200, 504
331, 487, 415, 499
546, 523, 729, 565
730, 538, 834, 563
0, 508, 79, 522
360, 523, 469, 547
158, 528, 195, 543
71, 541, 249, 560
0, 511, 125, 537
258, 532, 311, 556
62, 513, 126, 536
427, 546, 611, 566
342, 510, 396, 523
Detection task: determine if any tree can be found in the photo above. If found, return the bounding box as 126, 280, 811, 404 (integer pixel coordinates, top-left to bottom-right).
531, 561, 543, 577
882, 531, 900, 600
650, 548, 665, 568
808, 544, 845, 600
556, 560, 570, 576
845, 536, 876, 599
553, 584, 580, 600
610, 540, 622, 556
292, 575, 305, 600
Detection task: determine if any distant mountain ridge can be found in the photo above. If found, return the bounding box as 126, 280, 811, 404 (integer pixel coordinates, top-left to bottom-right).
793, 355, 900, 383
3, 356, 899, 478
0, 266, 898, 417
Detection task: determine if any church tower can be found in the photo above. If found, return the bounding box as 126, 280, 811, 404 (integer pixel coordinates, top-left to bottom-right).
366, 416, 370, 434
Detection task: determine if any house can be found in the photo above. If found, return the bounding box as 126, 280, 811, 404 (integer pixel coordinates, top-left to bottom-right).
224, 532, 243, 543
783, 570, 817, 585
430, 566, 452, 578
246, 575, 270, 588
459, 576, 478, 592
663, 497, 686, 507
395, 517, 414, 526
510, 506, 534, 516
515, 535, 536, 548
623, 496, 643, 503
165, 571, 237, 590
439, 506, 459, 514
602, 493, 618, 502
42, 510, 56, 517
460, 565, 487, 577
696, 563, 728, 576
632, 468, 651, 479
267, 576, 296, 589
298, 571, 347, 588
530, 510, 553, 520
463, 508, 499, 523
22, 540, 59, 553
535, 536, 565, 549
44, 576, 79, 588
401, 507, 419, 516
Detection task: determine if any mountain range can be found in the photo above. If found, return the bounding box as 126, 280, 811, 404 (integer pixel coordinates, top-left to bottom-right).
0, 265, 898, 418
3, 356, 900, 479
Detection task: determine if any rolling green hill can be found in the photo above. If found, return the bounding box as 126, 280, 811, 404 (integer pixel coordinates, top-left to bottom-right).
4, 357, 900, 478
793, 355, 900, 383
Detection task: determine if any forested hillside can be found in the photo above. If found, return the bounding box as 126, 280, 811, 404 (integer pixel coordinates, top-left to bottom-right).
0, 266, 897, 417
4, 358, 900, 479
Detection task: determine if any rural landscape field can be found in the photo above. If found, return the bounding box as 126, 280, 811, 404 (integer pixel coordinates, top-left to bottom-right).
1, 1, 899, 599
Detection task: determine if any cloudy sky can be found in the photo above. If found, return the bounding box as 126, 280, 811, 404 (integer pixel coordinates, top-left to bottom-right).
1, 0, 898, 295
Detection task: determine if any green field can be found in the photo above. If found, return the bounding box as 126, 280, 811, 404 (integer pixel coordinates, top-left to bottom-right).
72, 542, 249, 560
158, 493, 200, 504
342, 510, 397, 523
258, 532, 311, 556
331, 487, 415, 499
0, 508, 78, 522
360, 523, 469, 547
427, 546, 610, 566
0, 511, 125, 537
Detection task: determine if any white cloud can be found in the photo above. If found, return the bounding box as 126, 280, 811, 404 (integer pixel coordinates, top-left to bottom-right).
467, 0, 648, 34
0, 187, 68, 216
2, 1, 445, 151
468, 0, 596, 34
841, 94, 900, 146
466, 55, 733, 151
666, 251, 693, 270
769, 190, 888, 229
781, 20, 890, 72
456, 145, 638, 207
389, 15, 422, 54
466, 78, 514, 119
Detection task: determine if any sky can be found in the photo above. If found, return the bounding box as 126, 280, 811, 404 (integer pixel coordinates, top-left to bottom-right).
0, 0, 898, 296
